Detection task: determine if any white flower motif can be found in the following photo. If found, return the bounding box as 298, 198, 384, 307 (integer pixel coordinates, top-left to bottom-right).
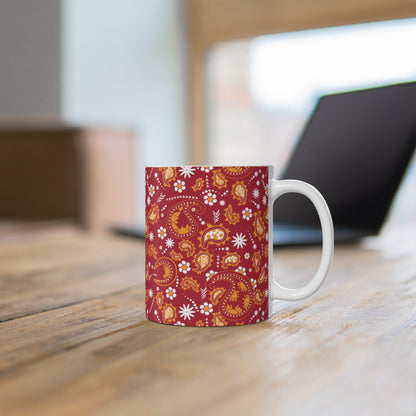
204, 192, 217, 206
148, 288, 154, 298
148, 184, 155, 197
178, 260, 191, 274
179, 166, 195, 178
200, 302, 213, 315
252, 188, 260, 198
244, 253, 250, 259
149, 231, 154, 241
205, 270, 216, 281
165, 287, 176, 300
157, 227, 167, 239
242, 207, 252, 220
174, 321, 186, 326
250, 278, 257, 289
232, 233, 247, 249
147, 196, 151, 205
179, 304, 195, 320
165, 238, 174, 248
201, 166, 213, 173
262, 195, 267, 205
174, 179, 186, 193
235, 266, 246, 275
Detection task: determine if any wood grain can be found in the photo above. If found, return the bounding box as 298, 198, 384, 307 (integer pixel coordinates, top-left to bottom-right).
0, 227, 416, 415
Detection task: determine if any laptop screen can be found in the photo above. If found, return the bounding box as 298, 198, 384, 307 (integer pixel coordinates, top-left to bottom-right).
274, 81, 416, 232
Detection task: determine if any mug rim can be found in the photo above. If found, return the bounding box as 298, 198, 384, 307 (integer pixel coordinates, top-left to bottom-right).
145, 164, 274, 168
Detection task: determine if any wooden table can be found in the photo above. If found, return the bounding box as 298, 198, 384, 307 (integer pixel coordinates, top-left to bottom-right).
1, 226, 415, 415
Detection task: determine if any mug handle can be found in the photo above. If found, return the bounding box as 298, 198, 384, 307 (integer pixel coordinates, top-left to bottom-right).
270, 179, 334, 301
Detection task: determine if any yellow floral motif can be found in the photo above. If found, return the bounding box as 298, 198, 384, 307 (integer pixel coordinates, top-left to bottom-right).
243, 294, 251, 309
225, 304, 243, 316
229, 290, 239, 302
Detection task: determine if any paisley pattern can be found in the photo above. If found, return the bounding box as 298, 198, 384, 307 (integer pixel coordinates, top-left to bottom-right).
145, 166, 269, 326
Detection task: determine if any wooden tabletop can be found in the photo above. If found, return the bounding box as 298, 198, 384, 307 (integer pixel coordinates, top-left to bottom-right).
1, 226, 415, 415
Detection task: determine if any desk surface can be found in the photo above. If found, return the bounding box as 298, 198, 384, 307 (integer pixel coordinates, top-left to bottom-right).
0, 227, 415, 415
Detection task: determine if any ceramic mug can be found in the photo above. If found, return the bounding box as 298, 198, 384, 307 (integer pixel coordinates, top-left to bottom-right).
145, 166, 333, 327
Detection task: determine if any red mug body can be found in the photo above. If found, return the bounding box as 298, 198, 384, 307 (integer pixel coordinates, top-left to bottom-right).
145, 166, 271, 327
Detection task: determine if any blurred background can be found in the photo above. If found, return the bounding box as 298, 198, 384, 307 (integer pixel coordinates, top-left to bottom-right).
0, 0, 415, 241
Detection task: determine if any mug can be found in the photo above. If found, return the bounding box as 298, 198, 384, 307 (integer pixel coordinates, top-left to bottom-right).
145, 166, 333, 327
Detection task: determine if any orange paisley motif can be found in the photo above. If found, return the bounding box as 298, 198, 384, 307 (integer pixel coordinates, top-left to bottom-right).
147, 204, 160, 224
212, 312, 228, 326
156, 292, 164, 309
170, 250, 182, 261
180, 276, 200, 292
167, 199, 205, 239
200, 224, 228, 248
254, 289, 266, 305
153, 257, 177, 287
162, 303, 176, 324
208, 271, 254, 322
257, 267, 267, 285
193, 251, 213, 273
212, 169, 228, 189
224, 204, 240, 225
231, 181, 247, 205
147, 244, 157, 260
160, 167, 176, 187
253, 211, 266, 240
252, 250, 261, 272
179, 240, 195, 257
192, 177, 204, 191
221, 252, 240, 269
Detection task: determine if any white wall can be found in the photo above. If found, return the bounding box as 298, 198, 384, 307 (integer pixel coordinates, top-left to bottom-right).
62, 0, 188, 224
0, 0, 61, 119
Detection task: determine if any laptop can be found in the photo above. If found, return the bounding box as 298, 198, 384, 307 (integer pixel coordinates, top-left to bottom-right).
273, 81, 416, 246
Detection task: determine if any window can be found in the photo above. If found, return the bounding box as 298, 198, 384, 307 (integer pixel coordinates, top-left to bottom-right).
206, 18, 416, 176
205, 18, 416, 223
